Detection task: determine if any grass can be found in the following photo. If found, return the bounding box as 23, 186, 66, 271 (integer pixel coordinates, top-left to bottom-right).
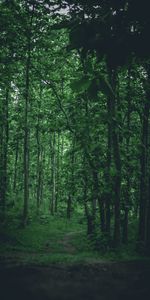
0, 212, 149, 265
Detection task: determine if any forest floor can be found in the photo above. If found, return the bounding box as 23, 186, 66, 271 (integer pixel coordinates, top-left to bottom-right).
0, 261, 150, 300
0, 214, 150, 299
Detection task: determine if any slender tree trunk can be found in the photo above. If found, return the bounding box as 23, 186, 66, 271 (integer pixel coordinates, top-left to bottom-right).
123, 68, 131, 244
52, 132, 56, 214
108, 67, 121, 247
92, 169, 105, 233
98, 194, 106, 233
50, 132, 56, 215
0, 118, 3, 212
40, 148, 44, 206
0, 88, 9, 218
146, 81, 150, 252
83, 163, 94, 235
138, 99, 149, 245
13, 138, 19, 194
23, 9, 34, 225
123, 178, 130, 244
67, 194, 72, 219
146, 176, 150, 252
55, 132, 60, 213
67, 136, 75, 219
23, 53, 30, 225
112, 122, 121, 246
36, 112, 41, 214
80, 84, 98, 234
81, 150, 95, 235
105, 97, 112, 235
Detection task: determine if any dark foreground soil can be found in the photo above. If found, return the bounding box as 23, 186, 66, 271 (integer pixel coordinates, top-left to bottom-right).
0, 261, 150, 300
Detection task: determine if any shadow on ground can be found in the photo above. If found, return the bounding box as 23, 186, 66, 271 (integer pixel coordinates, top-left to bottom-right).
0, 261, 150, 300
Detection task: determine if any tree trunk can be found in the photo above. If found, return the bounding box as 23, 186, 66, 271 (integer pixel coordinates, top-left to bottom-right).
67, 194, 71, 219
67, 136, 75, 219
122, 68, 132, 244
105, 97, 112, 235
81, 151, 94, 235
23, 54, 30, 225
138, 99, 149, 245
0, 87, 9, 218
36, 112, 41, 214
108, 67, 121, 247
55, 132, 60, 213
50, 132, 56, 215
23, 8, 34, 225
83, 168, 93, 235
13, 138, 19, 195
113, 146, 121, 247
92, 169, 105, 233
146, 176, 150, 253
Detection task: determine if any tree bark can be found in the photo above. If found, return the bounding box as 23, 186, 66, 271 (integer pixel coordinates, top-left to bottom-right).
13, 138, 19, 194
138, 99, 149, 245
105, 97, 112, 235
83, 164, 93, 235
36, 111, 42, 214
55, 132, 60, 213
67, 136, 75, 219
122, 68, 132, 244
50, 132, 56, 215
146, 176, 150, 253
0, 87, 9, 218
108, 67, 121, 247
23, 7, 34, 226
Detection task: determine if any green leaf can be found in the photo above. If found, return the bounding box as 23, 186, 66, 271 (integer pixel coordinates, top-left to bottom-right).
71, 76, 92, 93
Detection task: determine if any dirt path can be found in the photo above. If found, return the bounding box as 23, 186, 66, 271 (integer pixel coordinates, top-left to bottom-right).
0, 230, 82, 267
0, 231, 150, 299
0, 261, 150, 300
58, 231, 79, 254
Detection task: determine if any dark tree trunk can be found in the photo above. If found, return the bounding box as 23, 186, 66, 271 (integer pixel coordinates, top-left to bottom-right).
105, 97, 112, 235
98, 195, 106, 233
122, 68, 132, 244
108, 67, 121, 247
55, 132, 60, 213
13, 138, 19, 194
23, 52, 30, 226
36, 112, 41, 214
138, 99, 149, 245
146, 176, 150, 253
113, 155, 121, 247
50, 132, 56, 215
67, 194, 71, 219
92, 169, 105, 233
82, 153, 95, 236
67, 136, 75, 219
23, 7, 34, 226
0, 88, 9, 218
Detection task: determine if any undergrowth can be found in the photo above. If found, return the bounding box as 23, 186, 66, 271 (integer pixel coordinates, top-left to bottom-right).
0, 211, 149, 265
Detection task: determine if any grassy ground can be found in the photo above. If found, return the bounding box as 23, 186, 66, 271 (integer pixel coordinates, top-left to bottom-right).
1, 212, 150, 300
0, 212, 149, 266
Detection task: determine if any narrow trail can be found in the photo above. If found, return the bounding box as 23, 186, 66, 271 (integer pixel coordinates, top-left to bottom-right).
58, 231, 81, 254
0, 230, 83, 267
1, 229, 150, 300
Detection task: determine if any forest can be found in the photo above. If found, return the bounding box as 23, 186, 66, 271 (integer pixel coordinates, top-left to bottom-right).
0, 1, 150, 299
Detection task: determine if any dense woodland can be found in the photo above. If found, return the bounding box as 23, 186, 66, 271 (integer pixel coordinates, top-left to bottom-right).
0, 0, 150, 257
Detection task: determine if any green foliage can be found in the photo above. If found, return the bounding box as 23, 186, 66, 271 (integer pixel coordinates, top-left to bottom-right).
71, 76, 92, 93
0, 0, 150, 263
